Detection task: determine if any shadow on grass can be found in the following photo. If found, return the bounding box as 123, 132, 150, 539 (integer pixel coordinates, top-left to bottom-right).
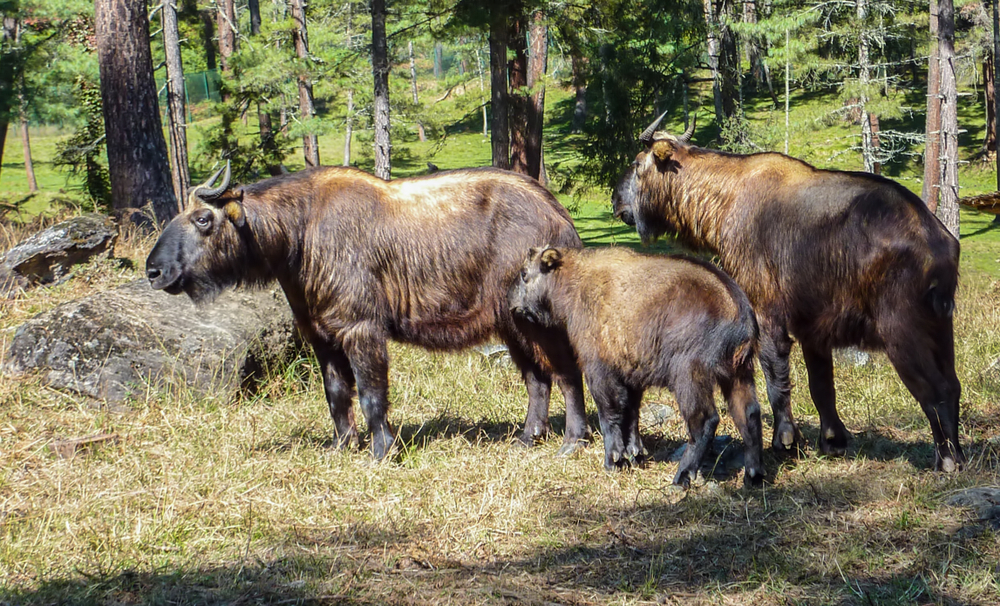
5, 468, 992, 605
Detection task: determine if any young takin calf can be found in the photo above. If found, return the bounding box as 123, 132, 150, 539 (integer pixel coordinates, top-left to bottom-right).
508, 246, 765, 487
612, 112, 963, 472
145, 164, 589, 460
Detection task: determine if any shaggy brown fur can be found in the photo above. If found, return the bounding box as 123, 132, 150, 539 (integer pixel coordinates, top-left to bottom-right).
146, 166, 588, 459
612, 123, 963, 472
508, 246, 764, 487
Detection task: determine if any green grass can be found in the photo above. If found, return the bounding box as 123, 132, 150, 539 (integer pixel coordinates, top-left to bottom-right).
3, 81, 1000, 605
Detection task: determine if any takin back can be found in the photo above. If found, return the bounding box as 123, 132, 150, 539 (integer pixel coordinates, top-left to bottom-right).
508, 246, 765, 487
612, 113, 963, 472
145, 164, 589, 460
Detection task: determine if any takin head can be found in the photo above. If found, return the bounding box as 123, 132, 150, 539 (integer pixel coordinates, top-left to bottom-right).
508, 246, 564, 328
145, 162, 251, 304
611, 111, 695, 243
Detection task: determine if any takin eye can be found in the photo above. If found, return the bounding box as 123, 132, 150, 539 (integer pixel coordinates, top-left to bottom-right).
520, 267, 528, 282
191, 210, 213, 231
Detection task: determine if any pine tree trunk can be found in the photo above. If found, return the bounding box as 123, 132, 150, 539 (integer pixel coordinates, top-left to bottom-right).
0, 15, 17, 179
937, 0, 960, 237
19, 104, 37, 193
163, 0, 189, 208
217, 0, 237, 77
14, 19, 36, 192
571, 52, 587, 134
984, 54, 996, 154
857, 0, 879, 174
291, 0, 319, 167
409, 40, 426, 142
343, 88, 354, 166
525, 10, 547, 182
703, 0, 725, 123
489, 3, 510, 170
923, 0, 942, 211
94, 0, 177, 222
249, 0, 281, 176
476, 43, 488, 137
371, 0, 391, 179
433, 42, 443, 79
508, 5, 530, 176
718, 0, 739, 118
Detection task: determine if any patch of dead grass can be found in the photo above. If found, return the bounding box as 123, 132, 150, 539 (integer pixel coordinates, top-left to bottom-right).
1, 217, 999, 605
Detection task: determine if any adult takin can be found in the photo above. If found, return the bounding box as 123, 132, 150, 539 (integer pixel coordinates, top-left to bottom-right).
508, 246, 765, 487
145, 163, 589, 459
612, 112, 963, 472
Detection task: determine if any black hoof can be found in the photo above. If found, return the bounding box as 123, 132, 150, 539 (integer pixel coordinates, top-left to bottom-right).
818, 425, 851, 457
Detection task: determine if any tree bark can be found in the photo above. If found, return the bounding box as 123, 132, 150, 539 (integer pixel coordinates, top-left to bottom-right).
163, 0, 190, 208
508, 5, 530, 176
343, 88, 354, 166
409, 40, 426, 142
433, 42, 443, 79
937, 0, 960, 237
476, 43, 488, 137
984, 54, 996, 154
216, 0, 237, 74
489, 2, 510, 170
718, 0, 739, 118
19, 108, 36, 192
857, 0, 880, 174
525, 10, 547, 181
291, 0, 319, 167
0, 14, 18, 179
703, 0, 725, 123
372, 0, 391, 179
248, 0, 281, 176
94, 0, 177, 222
923, 0, 941, 210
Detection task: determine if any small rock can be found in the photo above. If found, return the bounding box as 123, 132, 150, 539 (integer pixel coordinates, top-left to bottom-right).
945, 487, 1000, 520
0, 213, 117, 295
834, 347, 871, 367
642, 402, 677, 425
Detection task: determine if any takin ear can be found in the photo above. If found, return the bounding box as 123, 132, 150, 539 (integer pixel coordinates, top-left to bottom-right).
539, 247, 563, 273
223, 190, 246, 228
650, 139, 675, 163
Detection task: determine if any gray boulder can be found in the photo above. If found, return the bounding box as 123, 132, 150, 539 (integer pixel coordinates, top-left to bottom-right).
4, 280, 300, 404
945, 487, 1000, 524
0, 213, 118, 296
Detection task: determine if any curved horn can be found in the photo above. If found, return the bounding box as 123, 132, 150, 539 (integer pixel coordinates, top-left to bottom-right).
677, 114, 697, 143
194, 161, 232, 200
638, 110, 669, 146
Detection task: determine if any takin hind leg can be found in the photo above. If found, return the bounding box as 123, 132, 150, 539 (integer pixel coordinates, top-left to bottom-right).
800, 343, 851, 457
343, 324, 396, 461
586, 364, 637, 471
882, 319, 964, 472
672, 374, 721, 488
314, 342, 358, 450
758, 321, 803, 453
719, 369, 765, 487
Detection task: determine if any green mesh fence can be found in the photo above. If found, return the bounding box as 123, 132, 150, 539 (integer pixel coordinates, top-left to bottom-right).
157, 69, 222, 120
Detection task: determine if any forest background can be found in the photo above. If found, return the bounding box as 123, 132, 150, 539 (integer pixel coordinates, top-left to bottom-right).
2, 0, 1000, 234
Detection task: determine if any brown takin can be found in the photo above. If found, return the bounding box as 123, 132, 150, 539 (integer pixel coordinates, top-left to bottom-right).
145, 163, 589, 460
508, 246, 765, 487
612, 112, 963, 472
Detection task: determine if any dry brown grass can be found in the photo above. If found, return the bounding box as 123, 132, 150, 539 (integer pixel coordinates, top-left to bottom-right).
1, 216, 999, 606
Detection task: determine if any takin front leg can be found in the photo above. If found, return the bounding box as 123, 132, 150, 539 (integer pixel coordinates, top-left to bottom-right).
882, 319, 964, 472
506, 342, 554, 446
758, 321, 802, 453
800, 343, 851, 456
343, 324, 397, 461
314, 342, 359, 450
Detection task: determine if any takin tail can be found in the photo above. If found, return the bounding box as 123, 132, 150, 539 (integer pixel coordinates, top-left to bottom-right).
677, 255, 759, 368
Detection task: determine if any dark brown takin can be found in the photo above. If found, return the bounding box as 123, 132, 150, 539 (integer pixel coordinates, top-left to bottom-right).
508, 246, 765, 487
145, 163, 589, 459
612, 112, 963, 472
